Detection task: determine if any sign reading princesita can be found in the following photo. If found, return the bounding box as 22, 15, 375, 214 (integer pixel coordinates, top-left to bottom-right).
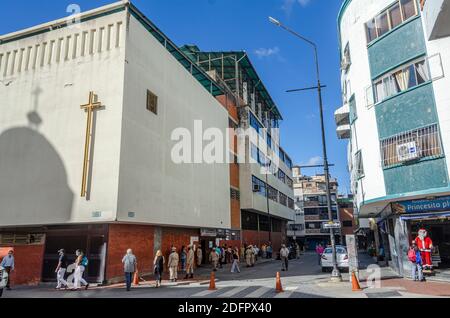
392, 196, 450, 214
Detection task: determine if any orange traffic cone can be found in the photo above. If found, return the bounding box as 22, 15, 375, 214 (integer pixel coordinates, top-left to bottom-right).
351, 271, 362, 291
209, 271, 217, 291
133, 270, 140, 286
276, 272, 284, 293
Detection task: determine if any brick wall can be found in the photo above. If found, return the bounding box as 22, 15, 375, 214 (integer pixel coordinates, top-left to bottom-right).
0, 245, 45, 286
106, 224, 155, 282
161, 227, 201, 272
242, 230, 283, 253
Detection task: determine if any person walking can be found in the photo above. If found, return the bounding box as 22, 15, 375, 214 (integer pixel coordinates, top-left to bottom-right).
153, 250, 165, 288
251, 245, 256, 266
316, 244, 324, 265
261, 244, 267, 259
267, 244, 273, 259
295, 243, 301, 259
168, 247, 179, 282
55, 249, 69, 290
209, 247, 219, 271
231, 249, 241, 273
185, 245, 195, 279
245, 245, 253, 268
122, 249, 137, 292
409, 241, 425, 282
280, 244, 290, 271
1, 250, 14, 290
196, 245, 203, 267
180, 246, 187, 274
73, 250, 89, 291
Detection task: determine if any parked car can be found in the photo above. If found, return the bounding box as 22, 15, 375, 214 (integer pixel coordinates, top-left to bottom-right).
0, 266, 8, 297
320, 246, 349, 272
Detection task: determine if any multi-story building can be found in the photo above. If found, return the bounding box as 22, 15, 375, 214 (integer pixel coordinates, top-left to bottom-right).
336, 0, 450, 277
289, 167, 340, 250
181, 46, 295, 251
0, 1, 295, 285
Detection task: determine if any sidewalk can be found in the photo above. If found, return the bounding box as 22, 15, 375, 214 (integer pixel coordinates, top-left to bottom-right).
305, 252, 450, 298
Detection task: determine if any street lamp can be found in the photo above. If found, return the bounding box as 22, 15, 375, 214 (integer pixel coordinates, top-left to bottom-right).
269, 17, 342, 282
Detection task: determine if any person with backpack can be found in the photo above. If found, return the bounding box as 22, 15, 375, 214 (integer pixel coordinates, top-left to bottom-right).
122, 249, 137, 291
409, 241, 425, 282
55, 249, 69, 290
73, 249, 89, 291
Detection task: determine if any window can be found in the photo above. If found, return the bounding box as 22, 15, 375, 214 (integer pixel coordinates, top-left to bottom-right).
242, 211, 258, 231
230, 188, 240, 201
286, 176, 294, 189
279, 192, 288, 206
288, 198, 295, 210
251, 143, 258, 162
252, 176, 267, 197
271, 219, 282, 233
373, 57, 431, 103
389, 3, 402, 29
341, 43, 351, 72
380, 124, 442, 167
278, 169, 286, 183
268, 185, 278, 202
365, 0, 418, 43
355, 151, 364, 179
259, 215, 270, 232
146, 90, 158, 115
401, 0, 417, 20
267, 133, 272, 149
376, 12, 390, 37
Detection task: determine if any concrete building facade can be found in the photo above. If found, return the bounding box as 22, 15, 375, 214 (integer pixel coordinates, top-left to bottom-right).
336, 0, 450, 277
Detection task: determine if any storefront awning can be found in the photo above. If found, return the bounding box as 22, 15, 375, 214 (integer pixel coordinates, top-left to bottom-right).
400, 212, 450, 221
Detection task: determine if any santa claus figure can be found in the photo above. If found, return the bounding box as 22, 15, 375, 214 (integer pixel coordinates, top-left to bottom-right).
415, 229, 433, 270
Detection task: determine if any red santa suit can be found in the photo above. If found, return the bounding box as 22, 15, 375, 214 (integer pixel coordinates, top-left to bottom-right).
415, 229, 433, 269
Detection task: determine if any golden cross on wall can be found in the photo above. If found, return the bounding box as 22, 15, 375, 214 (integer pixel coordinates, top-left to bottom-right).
80, 91, 103, 198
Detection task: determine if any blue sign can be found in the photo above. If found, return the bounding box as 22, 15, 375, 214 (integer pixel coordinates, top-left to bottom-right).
392, 196, 450, 214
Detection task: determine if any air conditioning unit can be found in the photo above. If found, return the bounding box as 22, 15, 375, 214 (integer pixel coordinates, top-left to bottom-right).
253, 184, 261, 192
397, 141, 419, 162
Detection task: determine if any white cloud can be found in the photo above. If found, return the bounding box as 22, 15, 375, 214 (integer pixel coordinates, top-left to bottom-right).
254, 46, 280, 59
306, 156, 323, 166
281, 0, 313, 16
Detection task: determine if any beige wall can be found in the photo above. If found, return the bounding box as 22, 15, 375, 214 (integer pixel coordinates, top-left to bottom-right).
0, 10, 127, 226
116, 14, 231, 228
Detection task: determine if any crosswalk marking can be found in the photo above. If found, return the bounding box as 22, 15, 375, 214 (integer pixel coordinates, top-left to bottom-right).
192, 289, 217, 297
219, 286, 249, 298
274, 291, 294, 298
245, 287, 270, 298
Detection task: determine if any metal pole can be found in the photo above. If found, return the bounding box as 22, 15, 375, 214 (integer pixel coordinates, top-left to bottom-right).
266, 163, 272, 243
271, 18, 342, 281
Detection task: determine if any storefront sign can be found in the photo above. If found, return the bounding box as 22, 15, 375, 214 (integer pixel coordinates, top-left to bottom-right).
200, 229, 217, 237
322, 221, 341, 229
392, 195, 450, 214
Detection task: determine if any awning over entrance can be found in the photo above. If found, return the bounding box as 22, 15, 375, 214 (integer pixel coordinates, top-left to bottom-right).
400, 212, 450, 221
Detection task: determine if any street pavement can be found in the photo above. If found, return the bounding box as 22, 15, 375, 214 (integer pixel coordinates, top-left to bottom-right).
3, 252, 450, 298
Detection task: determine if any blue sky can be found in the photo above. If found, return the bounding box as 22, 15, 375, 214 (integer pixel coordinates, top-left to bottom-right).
0, 0, 350, 194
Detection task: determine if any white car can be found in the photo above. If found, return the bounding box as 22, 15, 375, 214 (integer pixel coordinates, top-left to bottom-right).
0, 266, 8, 297
320, 246, 349, 272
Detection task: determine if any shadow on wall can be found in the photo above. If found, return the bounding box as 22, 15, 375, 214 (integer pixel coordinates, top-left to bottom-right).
0, 126, 74, 225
